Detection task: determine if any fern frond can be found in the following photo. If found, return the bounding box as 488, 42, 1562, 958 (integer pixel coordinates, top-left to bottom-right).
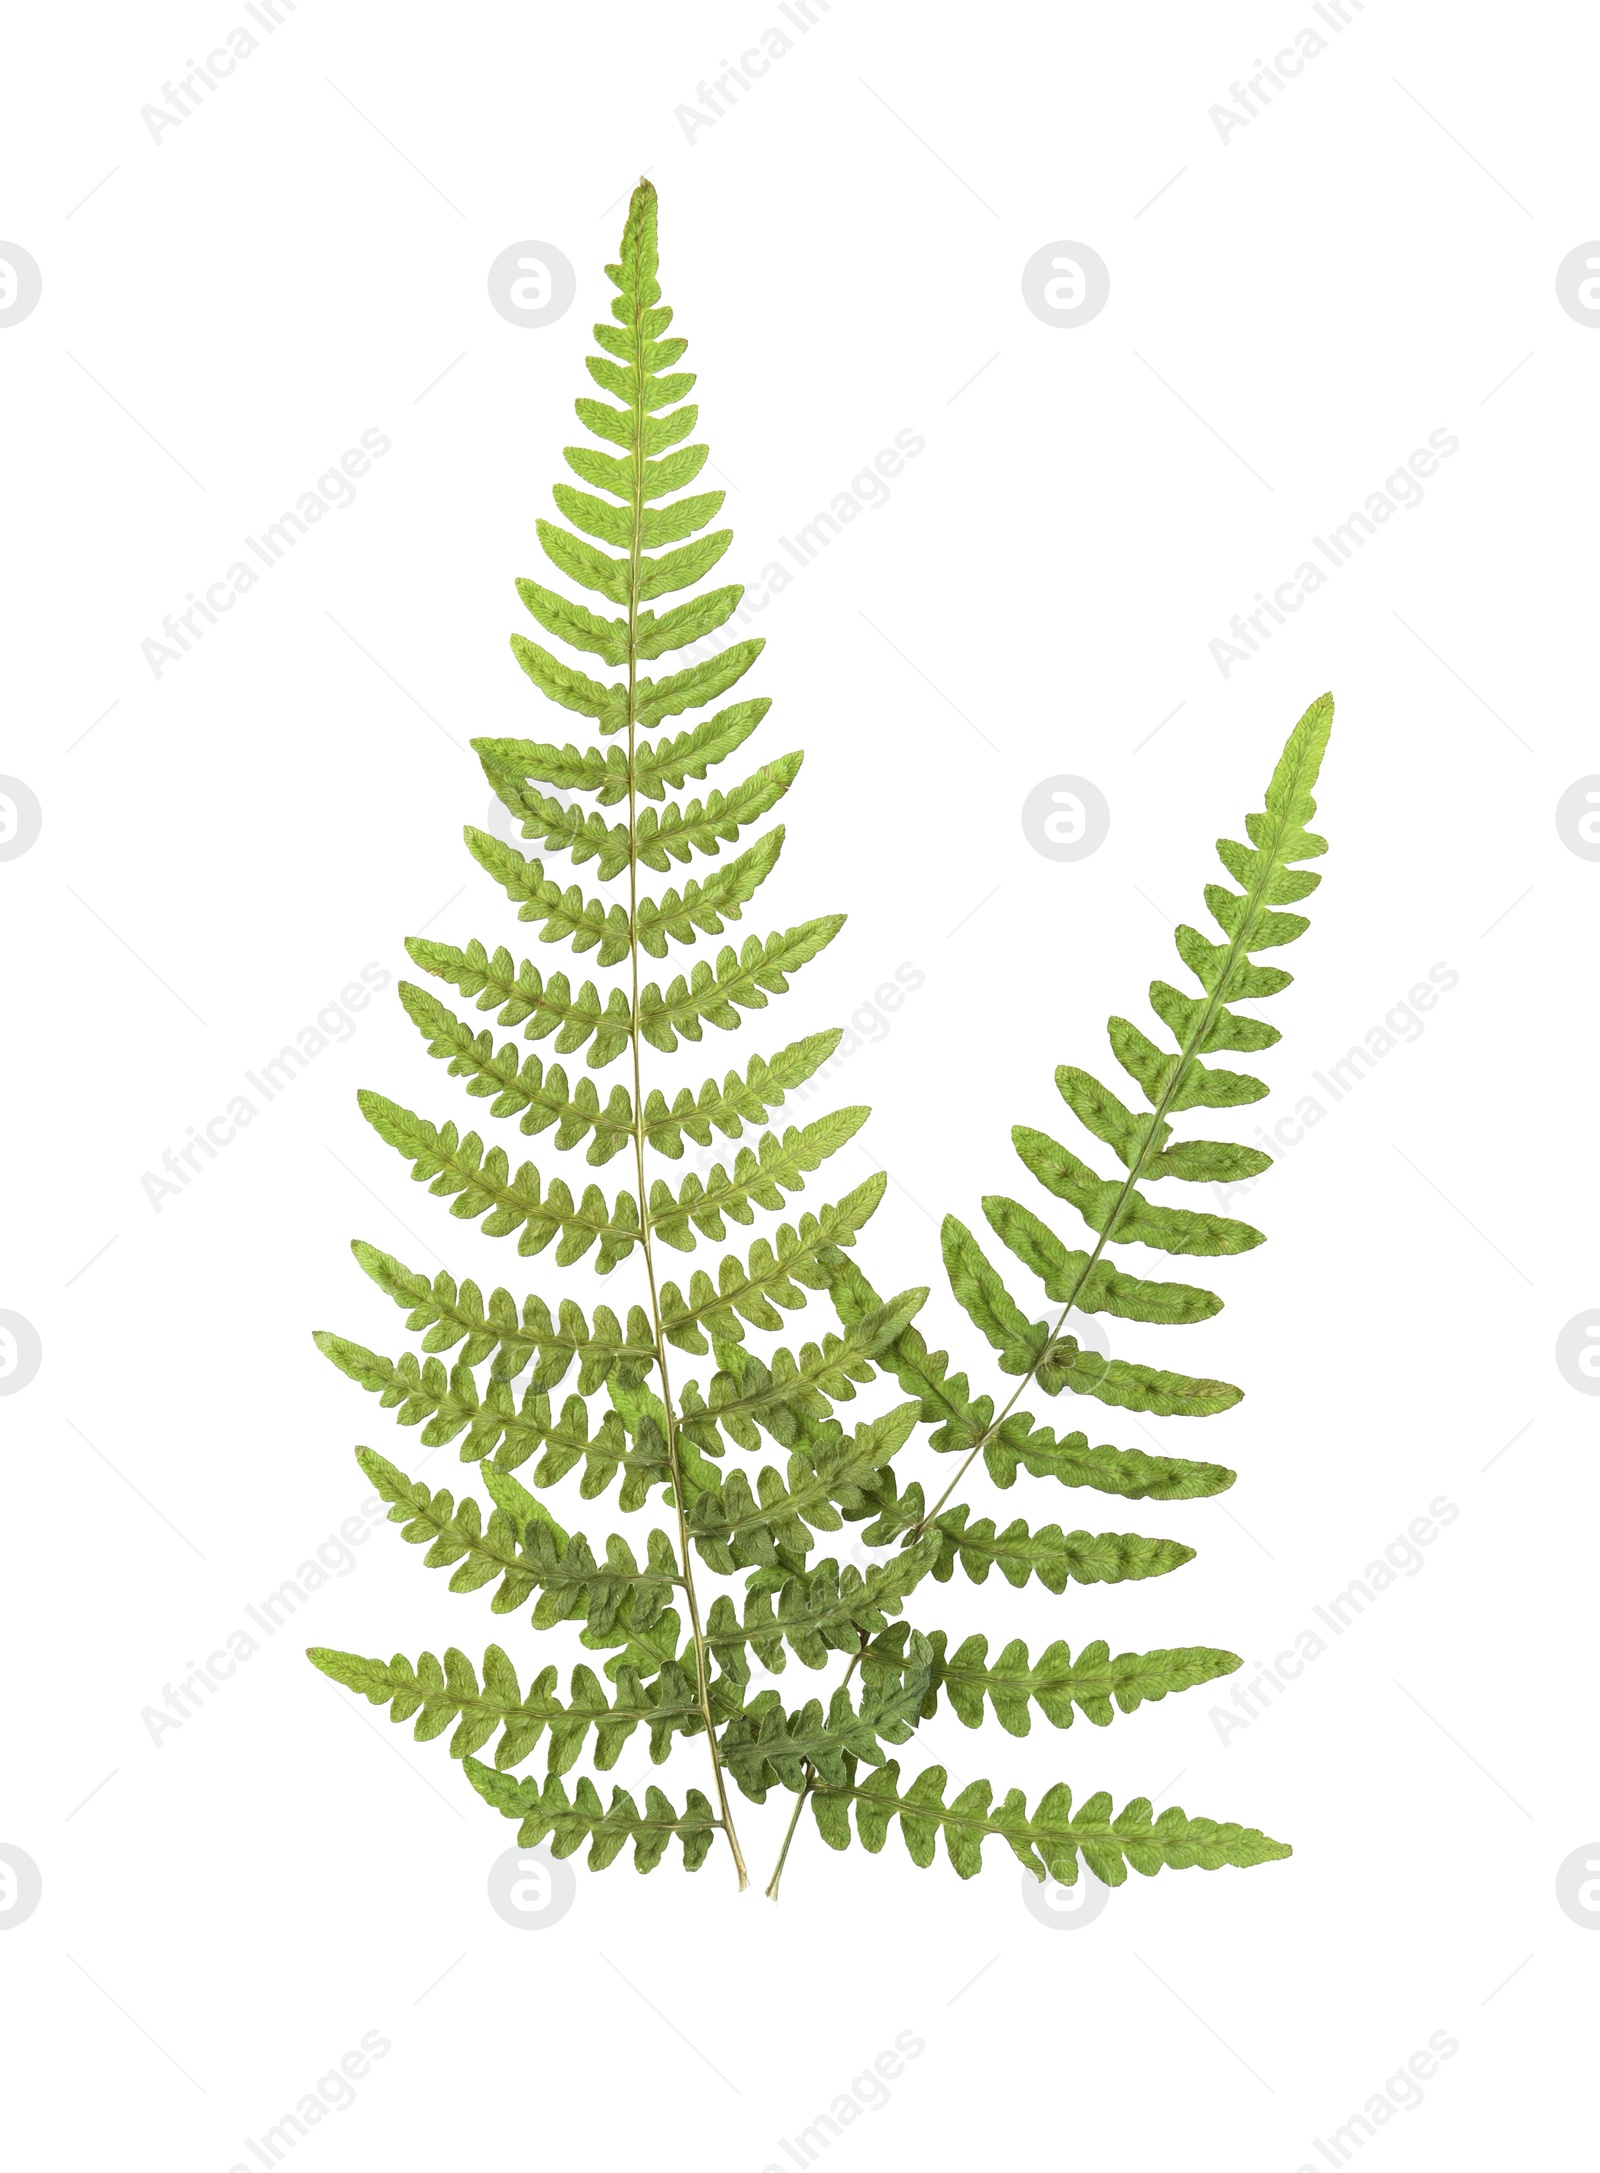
910, 696, 1331, 1512
764, 702, 1331, 1898
810, 1762, 1291, 1884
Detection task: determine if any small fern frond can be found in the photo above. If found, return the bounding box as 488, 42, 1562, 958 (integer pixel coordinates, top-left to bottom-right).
762, 699, 1332, 1897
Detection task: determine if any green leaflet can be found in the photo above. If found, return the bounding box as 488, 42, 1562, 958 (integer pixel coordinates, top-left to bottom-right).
464, 1761, 721, 1871
657, 1174, 886, 1350
316, 1336, 648, 1484
358, 1090, 642, 1271
472, 698, 766, 807
637, 918, 845, 1050
640, 1032, 841, 1158
399, 981, 636, 1163
810, 1761, 1291, 1885
859, 1624, 1240, 1734
916, 1499, 1196, 1593
354, 1444, 556, 1613
405, 938, 633, 1065
676, 1284, 928, 1454
721, 1653, 935, 1802
685, 1400, 923, 1574
307, 1643, 717, 1773
825, 1253, 1233, 1497
981, 1195, 1223, 1325
981, 1415, 1233, 1502
1011, 1127, 1265, 1259
647, 1108, 868, 1248
482, 749, 803, 877
344, 1241, 655, 1389
703, 1536, 944, 1684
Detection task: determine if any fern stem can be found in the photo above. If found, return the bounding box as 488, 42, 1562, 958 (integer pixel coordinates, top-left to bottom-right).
907, 772, 1312, 1541
764, 1633, 870, 1899
622, 274, 748, 1890
764, 1775, 819, 1900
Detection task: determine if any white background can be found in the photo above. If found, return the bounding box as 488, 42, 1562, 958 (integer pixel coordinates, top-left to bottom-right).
2, 3, 1595, 2167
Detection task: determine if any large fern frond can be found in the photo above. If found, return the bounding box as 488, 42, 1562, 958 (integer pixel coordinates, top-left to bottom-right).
308, 181, 935, 1890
